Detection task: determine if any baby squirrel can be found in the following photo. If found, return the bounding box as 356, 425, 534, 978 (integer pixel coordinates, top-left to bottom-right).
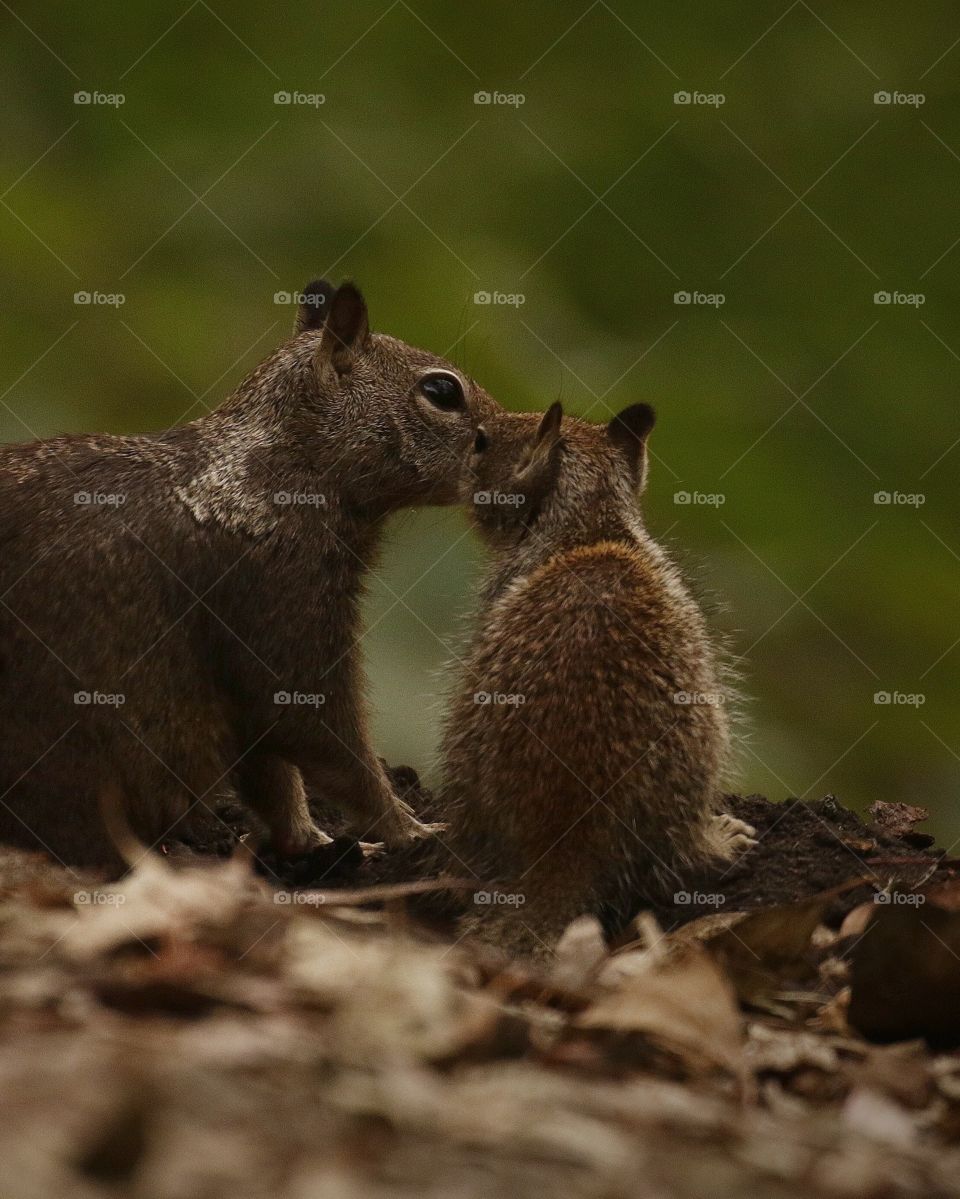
439, 402, 755, 957
0, 280, 498, 873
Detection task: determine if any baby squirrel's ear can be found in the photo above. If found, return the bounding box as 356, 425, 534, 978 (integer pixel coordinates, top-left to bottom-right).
607, 403, 655, 480
516, 401, 564, 491
295, 279, 336, 334
534, 401, 563, 451
317, 282, 371, 376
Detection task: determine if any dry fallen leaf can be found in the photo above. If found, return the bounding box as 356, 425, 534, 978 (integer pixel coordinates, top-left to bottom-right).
549, 916, 608, 992
0, 809, 958, 1199
672, 897, 828, 1007
869, 801, 931, 842
581, 940, 743, 1074
745, 1021, 841, 1075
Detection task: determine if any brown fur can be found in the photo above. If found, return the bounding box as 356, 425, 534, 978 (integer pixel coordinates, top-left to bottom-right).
439, 403, 755, 958
0, 281, 499, 874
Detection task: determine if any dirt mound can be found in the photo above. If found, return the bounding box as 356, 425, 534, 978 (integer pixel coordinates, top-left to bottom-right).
171, 773, 953, 941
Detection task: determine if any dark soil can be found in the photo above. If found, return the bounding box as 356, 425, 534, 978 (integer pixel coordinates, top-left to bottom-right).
170, 764, 436, 889
169, 772, 954, 936
647, 792, 950, 932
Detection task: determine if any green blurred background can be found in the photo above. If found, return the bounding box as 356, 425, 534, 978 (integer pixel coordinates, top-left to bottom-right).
2, 2, 958, 837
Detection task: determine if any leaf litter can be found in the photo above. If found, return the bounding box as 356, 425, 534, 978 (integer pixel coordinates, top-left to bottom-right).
0, 789, 960, 1196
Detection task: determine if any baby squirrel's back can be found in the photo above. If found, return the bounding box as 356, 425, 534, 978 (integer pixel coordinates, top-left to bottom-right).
441, 403, 754, 956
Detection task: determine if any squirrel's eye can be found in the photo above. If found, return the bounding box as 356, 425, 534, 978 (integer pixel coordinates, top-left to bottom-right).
419, 372, 465, 411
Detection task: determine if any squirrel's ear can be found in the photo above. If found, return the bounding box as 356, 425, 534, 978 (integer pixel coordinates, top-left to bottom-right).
607, 403, 655, 481
317, 282, 371, 374
517, 401, 564, 490
295, 279, 336, 334
535, 400, 563, 449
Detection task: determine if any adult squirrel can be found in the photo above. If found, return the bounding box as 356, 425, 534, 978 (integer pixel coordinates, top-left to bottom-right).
439, 402, 755, 957
0, 280, 498, 873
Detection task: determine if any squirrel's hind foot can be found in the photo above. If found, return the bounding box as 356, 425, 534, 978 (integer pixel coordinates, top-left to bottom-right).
706, 812, 758, 861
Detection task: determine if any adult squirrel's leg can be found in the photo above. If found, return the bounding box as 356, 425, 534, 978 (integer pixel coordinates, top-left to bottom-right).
291, 660, 445, 847
235, 751, 332, 855
303, 746, 444, 848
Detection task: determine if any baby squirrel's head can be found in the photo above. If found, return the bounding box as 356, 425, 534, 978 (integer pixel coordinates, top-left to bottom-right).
469, 401, 656, 549
265, 279, 498, 509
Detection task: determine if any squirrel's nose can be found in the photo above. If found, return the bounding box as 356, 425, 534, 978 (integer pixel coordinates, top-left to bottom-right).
473, 426, 490, 454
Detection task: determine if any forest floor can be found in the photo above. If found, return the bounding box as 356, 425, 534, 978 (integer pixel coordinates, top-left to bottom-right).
2, 780, 960, 1198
